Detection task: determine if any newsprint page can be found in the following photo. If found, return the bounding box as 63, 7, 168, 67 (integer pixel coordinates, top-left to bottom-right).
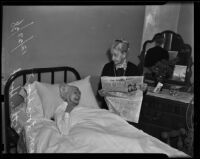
101, 76, 144, 123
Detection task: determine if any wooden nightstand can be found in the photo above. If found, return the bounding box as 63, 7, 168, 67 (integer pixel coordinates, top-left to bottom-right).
138, 87, 193, 156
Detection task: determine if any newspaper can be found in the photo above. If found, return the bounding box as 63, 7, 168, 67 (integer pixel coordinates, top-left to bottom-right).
105, 90, 143, 123
101, 76, 144, 123
101, 76, 144, 93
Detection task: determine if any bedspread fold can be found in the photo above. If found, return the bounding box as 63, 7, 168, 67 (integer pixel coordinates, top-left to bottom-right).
24, 106, 189, 157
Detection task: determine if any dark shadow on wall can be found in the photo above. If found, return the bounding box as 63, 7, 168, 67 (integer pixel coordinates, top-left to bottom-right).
106, 48, 112, 62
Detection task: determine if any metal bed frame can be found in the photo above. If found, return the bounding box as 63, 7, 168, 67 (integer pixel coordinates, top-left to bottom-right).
3, 66, 81, 153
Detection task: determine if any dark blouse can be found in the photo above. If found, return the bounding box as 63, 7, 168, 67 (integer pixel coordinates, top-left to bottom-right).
100, 61, 139, 78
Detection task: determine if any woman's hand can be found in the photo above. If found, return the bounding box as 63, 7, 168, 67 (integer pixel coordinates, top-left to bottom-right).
98, 89, 110, 97
140, 83, 148, 93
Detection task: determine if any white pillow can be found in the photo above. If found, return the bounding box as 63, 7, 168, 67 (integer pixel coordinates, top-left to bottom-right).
35, 81, 63, 119
35, 76, 99, 119
68, 76, 99, 108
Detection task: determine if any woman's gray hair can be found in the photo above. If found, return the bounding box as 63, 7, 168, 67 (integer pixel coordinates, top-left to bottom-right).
111, 39, 130, 53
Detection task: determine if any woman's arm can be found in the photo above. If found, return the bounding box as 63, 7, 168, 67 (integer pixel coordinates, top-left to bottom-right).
54, 103, 70, 135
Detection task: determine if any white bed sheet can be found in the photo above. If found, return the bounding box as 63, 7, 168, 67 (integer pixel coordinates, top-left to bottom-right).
24, 106, 189, 157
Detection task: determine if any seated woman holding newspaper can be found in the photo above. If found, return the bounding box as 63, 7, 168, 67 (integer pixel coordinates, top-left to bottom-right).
98, 39, 147, 110
99, 76, 145, 124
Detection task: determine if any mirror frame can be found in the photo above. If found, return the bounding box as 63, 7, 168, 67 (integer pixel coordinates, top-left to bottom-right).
138, 30, 193, 88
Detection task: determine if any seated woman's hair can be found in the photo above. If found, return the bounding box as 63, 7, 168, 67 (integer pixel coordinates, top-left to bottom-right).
111, 39, 130, 53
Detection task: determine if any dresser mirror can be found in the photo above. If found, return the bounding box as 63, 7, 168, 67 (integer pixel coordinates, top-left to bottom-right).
138, 30, 193, 89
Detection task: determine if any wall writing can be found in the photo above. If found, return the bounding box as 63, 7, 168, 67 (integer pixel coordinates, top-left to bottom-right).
8, 19, 34, 55
6, 18, 35, 109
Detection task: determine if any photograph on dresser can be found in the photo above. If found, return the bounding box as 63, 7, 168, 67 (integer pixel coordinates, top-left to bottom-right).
1, 3, 195, 157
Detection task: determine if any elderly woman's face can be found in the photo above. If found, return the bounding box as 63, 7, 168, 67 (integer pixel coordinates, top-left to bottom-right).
111, 43, 126, 66
60, 84, 81, 105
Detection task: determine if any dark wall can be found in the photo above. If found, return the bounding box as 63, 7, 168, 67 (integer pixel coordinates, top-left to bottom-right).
2, 6, 145, 81
2, 5, 194, 90
177, 3, 194, 83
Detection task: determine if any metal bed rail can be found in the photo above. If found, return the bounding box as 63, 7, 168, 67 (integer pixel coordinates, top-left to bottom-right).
3, 66, 81, 153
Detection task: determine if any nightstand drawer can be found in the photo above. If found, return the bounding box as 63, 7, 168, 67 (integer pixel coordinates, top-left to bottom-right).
140, 110, 186, 130
143, 95, 187, 116
140, 96, 188, 130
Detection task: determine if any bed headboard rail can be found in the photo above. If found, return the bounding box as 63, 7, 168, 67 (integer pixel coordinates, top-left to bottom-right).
3, 66, 81, 153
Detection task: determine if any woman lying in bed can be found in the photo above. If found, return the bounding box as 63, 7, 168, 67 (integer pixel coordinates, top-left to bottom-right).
53, 84, 81, 135
28, 83, 185, 156
13, 79, 189, 156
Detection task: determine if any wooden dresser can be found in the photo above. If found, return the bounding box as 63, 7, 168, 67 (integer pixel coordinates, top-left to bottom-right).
137, 87, 194, 156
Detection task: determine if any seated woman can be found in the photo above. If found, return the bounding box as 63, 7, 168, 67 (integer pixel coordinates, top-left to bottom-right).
53, 84, 81, 135
98, 39, 140, 109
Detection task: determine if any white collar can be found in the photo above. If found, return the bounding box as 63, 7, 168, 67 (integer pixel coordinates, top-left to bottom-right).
115, 59, 127, 70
